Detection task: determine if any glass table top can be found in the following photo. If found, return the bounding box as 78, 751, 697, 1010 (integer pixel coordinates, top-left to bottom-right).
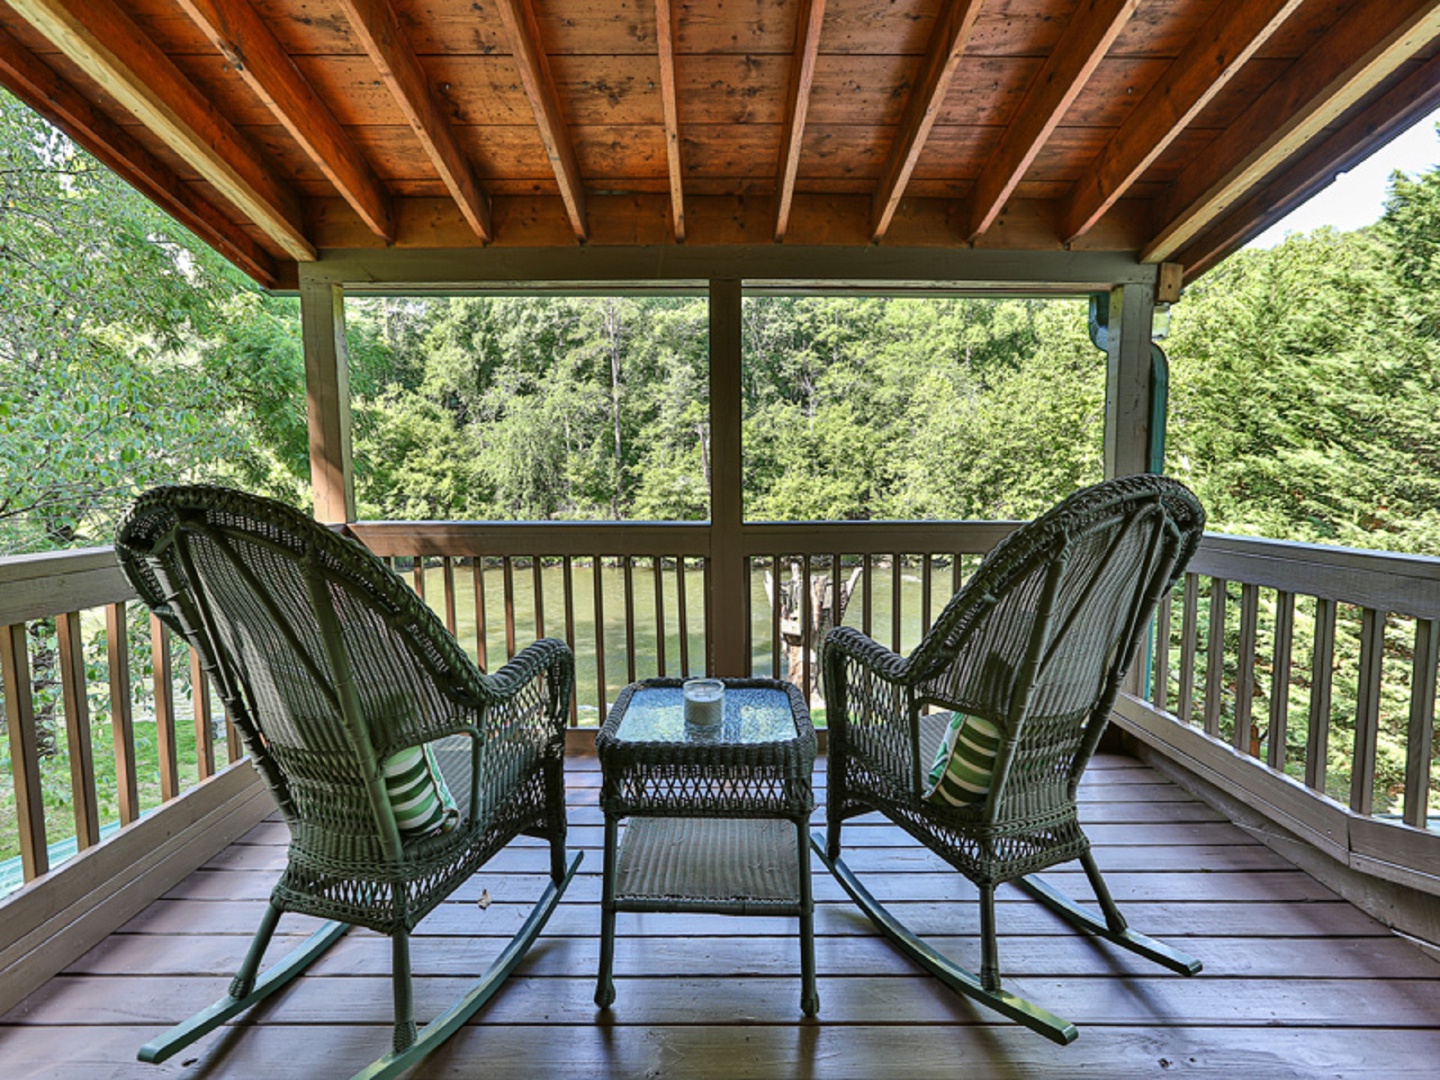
614, 686, 800, 745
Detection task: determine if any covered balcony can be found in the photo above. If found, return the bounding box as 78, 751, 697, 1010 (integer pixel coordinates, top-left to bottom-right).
3, 1, 1440, 1076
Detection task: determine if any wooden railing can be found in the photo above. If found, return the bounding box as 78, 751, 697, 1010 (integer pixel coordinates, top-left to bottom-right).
0, 548, 240, 888
6, 524, 1438, 901
1117, 533, 1440, 898
346, 520, 1019, 723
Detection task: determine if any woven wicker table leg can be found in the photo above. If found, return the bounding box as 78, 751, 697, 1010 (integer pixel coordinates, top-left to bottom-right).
595, 816, 620, 1008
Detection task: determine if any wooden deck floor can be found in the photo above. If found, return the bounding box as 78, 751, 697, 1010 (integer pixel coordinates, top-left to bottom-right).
4, 750, 1440, 1079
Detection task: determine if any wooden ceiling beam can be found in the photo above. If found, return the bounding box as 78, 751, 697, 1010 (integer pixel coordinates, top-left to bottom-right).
4, 0, 313, 262
177, 0, 394, 242
967, 0, 1138, 241
493, 0, 587, 242
1174, 51, 1440, 279
1062, 0, 1304, 244
335, 0, 491, 241
774, 0, 826, 243
0, 25, 279, 286
655, 0, 684, 243
870, 0, 984, 242
1143, 0, 1440, 264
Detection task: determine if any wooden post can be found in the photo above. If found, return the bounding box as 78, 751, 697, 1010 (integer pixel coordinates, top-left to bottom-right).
1103, 280, 1156, 480
708, 278, 746, 676
299, 275, 356, 523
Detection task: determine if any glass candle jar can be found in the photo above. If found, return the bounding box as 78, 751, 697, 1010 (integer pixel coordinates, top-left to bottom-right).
682, 678, 725, 727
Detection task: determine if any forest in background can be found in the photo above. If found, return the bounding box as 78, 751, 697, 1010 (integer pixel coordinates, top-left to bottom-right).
3, 91, 1440, 844
2, 79, 1438, 555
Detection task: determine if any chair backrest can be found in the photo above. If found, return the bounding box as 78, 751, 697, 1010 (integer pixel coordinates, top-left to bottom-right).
115, 485, 489, 852
910, 475, 1204, 813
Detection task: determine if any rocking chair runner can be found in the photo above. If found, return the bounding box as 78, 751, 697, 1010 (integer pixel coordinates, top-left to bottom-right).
115, 486, 580, 1080
816, 474, 1206, 1044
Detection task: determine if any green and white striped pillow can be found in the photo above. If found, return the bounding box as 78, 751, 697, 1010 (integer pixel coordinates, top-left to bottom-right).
923, 712, 1001, 807
382, 744, 459, 838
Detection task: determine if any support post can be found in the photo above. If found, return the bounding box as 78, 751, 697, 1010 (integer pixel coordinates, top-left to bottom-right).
708, 278, 746, 676
1103, 281, 1156, 480
299, 276, 356, 523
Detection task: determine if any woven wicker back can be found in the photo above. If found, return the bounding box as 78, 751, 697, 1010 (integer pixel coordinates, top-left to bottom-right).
115, 486, 487, 842
912, 475, 1204, 810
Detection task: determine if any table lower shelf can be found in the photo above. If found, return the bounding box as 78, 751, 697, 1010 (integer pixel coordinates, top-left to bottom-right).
612, 816, 806, 914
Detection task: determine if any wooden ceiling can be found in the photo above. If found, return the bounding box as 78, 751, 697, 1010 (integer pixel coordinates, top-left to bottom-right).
0, 0, 1436, 290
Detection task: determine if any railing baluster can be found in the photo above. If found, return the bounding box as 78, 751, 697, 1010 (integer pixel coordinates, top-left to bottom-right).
831, 554, 843, 635
532, 557, 545, 640
862, 554, 873, 638
594, 555, 609, 709
412, 556, 425, 601
563, 555, 578, 725
1351, 606, 1385, 815
623, 556, 637, 683
744, 555, 754, 678
502, 556, 517, 660
472, 559, 489, 671
1178, 573, 1199, 725
653, 556, 666, 676
1235, 583, 1259, 756
56, 611, 100, 849
2, 622, 47, 880
1404, 618, 1437, 829
801, 554, 813, 703
225, 707, 240, 765
1203, 578, 1227, 738
891, 552, 901, 653
1151, 588, 1171, 713
189, 647, 215, 781
106, 602, 139, 825
770, 555, 781, 680
151, 614, 179, 802
921, 552, 933, 638
676, 555, 690, 677
443, 557, 457, 634
1305, 598, 1336, 792
1268, 590, 1295, 773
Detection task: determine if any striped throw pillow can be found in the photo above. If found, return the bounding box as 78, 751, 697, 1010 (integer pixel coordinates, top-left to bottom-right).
923, 712, 1001, 807
382, 744, 459, 838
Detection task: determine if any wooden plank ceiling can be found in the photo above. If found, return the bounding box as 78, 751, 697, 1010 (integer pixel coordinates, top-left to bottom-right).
0, 0, 1436, 289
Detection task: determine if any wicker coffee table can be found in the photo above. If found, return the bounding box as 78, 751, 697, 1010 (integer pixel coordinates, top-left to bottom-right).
594, 677, 818, 1015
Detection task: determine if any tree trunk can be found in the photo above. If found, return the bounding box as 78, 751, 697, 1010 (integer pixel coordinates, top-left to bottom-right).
763, 560, 863, 703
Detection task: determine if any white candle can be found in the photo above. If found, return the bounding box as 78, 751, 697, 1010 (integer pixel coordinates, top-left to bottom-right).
683, 678, 725, 727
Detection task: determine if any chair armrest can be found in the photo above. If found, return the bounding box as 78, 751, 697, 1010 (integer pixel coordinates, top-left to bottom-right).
486, 637, 574, 706
823, 626, 910, 682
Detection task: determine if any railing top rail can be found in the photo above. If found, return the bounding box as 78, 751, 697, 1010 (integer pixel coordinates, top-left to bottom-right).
348, 519, 1025, 559
1191, 532, 1440, 619
0, 547, 134, 625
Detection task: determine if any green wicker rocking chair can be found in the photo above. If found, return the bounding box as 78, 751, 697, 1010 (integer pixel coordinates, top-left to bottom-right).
115, 486, 580, 1079
816, 474, 1205, 1044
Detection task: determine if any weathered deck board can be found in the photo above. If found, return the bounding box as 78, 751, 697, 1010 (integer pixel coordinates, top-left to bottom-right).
3, 749, 1438, 1079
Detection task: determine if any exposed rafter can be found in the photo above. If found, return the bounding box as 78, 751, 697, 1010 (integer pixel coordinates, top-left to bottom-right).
0, 25, 279, 286
655, 0, 684, 242
494, 0, 587, 242
1061, 0, 1304, 244
774, 0, 827, 243
967, 0, 1138, 241
870, 0, 984, 242
5, 0, 314, 262
1143, 0, 1440, 263
1175, 51, 1440, 278
178, 0, 394, 242
335, 0, 491, 241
